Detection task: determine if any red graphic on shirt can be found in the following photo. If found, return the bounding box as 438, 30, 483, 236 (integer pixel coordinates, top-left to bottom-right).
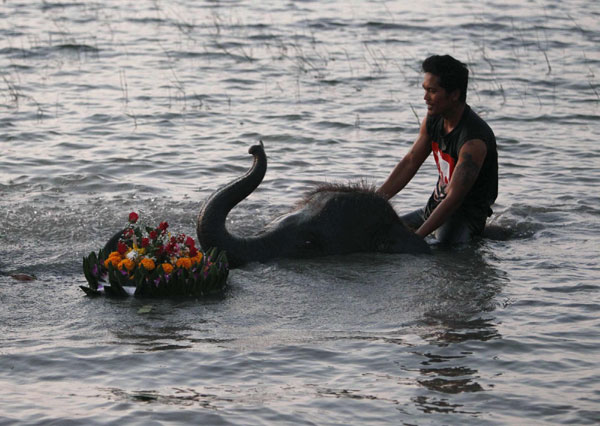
432, 141, 456, 187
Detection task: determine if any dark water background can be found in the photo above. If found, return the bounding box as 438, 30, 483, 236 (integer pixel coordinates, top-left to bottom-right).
1, 0, 599, 424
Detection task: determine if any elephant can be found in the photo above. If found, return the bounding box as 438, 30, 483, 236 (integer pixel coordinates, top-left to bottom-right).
197, 142, 430, 268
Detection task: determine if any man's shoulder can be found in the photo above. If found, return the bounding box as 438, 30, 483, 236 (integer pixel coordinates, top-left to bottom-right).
464, 106, 493, 130
461, 105, 495, 143
425, 113, 443, 137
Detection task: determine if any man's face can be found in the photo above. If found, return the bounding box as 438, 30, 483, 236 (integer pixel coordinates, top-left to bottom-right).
422, 72, 458, 117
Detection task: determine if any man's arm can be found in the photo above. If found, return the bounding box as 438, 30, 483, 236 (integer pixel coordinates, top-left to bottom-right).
377, 117, 432, 200
415, 139, 487, 237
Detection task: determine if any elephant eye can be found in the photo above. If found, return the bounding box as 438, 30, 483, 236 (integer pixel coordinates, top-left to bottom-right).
302, 233, 320, 249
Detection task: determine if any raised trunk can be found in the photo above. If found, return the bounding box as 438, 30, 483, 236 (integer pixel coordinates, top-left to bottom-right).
197, 142, 272, 268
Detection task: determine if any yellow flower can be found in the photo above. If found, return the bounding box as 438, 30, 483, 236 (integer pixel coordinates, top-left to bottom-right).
140, 258, 155, 271
161, 263, 174, 274
118, 258, 135, 272
176, 257, 192, 269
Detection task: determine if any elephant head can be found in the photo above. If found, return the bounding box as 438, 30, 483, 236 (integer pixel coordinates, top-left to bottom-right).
197, 143, 430, 268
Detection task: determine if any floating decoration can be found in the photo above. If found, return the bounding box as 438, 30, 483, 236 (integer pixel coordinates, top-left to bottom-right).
81, 212, 229, 298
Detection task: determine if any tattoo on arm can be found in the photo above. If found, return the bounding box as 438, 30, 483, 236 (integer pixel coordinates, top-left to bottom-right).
454, 153, 480, 189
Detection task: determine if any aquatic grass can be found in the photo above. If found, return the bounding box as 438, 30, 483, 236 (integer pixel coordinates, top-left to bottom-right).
2, 75, 21, 108
2, 0, 596, 144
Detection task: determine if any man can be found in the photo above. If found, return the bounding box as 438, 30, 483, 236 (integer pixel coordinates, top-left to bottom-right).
377, 55, 498, 244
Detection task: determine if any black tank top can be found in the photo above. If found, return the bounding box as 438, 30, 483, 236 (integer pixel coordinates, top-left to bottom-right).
424, 105, 498, 229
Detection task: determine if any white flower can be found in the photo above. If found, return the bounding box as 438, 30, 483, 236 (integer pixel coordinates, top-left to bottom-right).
127, 250, 139, 261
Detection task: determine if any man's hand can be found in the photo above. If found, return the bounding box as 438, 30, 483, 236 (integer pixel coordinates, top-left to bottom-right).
416, 139, 487, 237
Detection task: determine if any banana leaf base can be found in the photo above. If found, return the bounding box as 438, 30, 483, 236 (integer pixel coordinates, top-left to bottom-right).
81, 249, 229, 299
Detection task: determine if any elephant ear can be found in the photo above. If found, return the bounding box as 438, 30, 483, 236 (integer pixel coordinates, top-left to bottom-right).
382, 223, 431, 254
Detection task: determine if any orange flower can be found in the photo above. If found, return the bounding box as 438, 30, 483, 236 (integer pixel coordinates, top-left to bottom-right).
161, 263, 174, 274
192, 252, 203, 265
140, 258, 155, 271
118, 258, 135, 272
104, 252, 122, 268
176, 257, 192, 269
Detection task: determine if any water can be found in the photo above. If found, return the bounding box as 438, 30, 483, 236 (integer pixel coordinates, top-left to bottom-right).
1, 0, 599, 424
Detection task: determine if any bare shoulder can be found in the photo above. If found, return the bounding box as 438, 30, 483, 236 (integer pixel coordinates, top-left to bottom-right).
459, 139, 487, 165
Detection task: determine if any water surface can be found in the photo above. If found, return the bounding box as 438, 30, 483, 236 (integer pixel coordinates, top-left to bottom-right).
1, 0, 599, 424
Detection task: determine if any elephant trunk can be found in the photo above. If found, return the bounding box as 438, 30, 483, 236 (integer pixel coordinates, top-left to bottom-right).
197, 142, 270, 268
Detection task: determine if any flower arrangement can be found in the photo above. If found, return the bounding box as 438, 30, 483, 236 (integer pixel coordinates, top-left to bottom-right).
81, 212, 229, 298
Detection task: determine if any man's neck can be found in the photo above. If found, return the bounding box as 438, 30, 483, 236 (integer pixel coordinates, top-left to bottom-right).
442, 103, 466, 134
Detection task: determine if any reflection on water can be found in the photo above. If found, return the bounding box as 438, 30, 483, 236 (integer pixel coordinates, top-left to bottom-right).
412, 394, 480, 415
420, 246, 505, 329
408, 247, 503, 414
419, 366, 483, 393
104, 387, 229, 408
424, 317, 501, 345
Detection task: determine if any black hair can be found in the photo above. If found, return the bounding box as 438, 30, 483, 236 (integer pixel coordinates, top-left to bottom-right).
422, 55, 469, 103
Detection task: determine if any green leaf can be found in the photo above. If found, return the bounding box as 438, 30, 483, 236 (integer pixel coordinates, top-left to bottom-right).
138, 305, 153, 314
79, 286, 102, 297
82, 251, 102, 289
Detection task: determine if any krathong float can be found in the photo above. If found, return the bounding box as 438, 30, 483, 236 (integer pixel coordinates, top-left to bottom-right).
81, 212, 229, 298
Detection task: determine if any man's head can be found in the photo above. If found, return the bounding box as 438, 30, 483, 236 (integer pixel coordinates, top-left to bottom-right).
422, 55, 469, 104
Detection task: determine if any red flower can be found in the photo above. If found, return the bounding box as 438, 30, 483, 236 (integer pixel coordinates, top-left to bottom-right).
166, 243, 178, 255
117, 241, 128, 255
141, 238, 150, 248
128, 212, 139, 224
149, 230, 158, 240
185, 237, 195, 248
189, 246, 198, 257
123, 228, 134, 238
158, 221, 169, 232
